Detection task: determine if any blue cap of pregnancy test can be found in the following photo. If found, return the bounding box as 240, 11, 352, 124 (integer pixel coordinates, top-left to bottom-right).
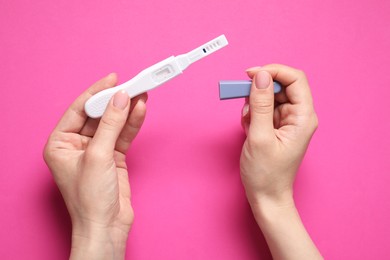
219, 80, 282, 100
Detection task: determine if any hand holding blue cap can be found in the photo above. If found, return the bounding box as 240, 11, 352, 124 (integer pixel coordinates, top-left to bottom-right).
219, 80, 282, 100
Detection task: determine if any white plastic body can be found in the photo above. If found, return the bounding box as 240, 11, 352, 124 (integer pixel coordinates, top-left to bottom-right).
85, 35, 228, 118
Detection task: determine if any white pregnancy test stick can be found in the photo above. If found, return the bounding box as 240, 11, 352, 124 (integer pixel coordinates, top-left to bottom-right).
85, 35, 229, 118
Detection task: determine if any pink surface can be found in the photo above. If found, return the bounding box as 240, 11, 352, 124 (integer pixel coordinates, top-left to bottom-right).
1, 0, 390, 259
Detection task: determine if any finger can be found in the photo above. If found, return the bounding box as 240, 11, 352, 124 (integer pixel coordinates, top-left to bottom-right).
242, 75, 284, 130
89, 90, 130, 156
247, 65, 318, 138
273, 104, 283, 129
261, 64, 313, 106
247, 64, 313, 107
129, 93, 148, 113
80, 93, 148, 145
248, 70, 275, 139
241, 102, 250, 136
245, 66, 262, 78
79, 117, 100, 137
55, 73, 118, 133
115, 94, 147, 154
247, 66, 289, 104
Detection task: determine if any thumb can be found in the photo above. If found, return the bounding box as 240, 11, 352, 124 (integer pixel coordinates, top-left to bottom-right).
249, 70, 275, 138
90, 90, 130, 155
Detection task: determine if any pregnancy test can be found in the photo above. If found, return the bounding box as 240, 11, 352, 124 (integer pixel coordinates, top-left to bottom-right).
85, 35, 229, 118
219, 80, 282, 100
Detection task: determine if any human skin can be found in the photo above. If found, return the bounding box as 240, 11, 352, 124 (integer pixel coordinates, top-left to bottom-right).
44, 65, 322, 259
240, 64, 322, 260
44, 73, 147, 260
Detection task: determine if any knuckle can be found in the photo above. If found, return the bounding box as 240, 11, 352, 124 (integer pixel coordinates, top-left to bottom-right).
295, 68, 307, 78
43, 135, 56, 163
100, 115, 122, 130
247, 137, 262, 151
119, 131, 135, 146
84, 147, 107, 163
301, 112, 319, 136
247, 133, 273, 151
312, 113, 319, 131
251, 98, 273, 115
43, 143, 52, 163
293, 69, 309, 83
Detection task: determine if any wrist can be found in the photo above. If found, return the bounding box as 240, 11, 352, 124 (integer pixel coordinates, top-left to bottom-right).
70, 221, 129, 260
249, 192, 324, 260
248, 190, 296, 227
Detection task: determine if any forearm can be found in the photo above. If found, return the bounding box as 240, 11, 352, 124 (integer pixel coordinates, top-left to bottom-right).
251, 196, 323, 260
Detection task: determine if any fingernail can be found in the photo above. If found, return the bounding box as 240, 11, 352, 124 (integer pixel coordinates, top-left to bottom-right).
246, 66, 262, 73
255, 71, 270, 89
113, 90, 129, 110
242, 103, 249, 117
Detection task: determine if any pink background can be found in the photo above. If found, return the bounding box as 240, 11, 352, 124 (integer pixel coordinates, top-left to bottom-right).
1, 0, 390, 259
